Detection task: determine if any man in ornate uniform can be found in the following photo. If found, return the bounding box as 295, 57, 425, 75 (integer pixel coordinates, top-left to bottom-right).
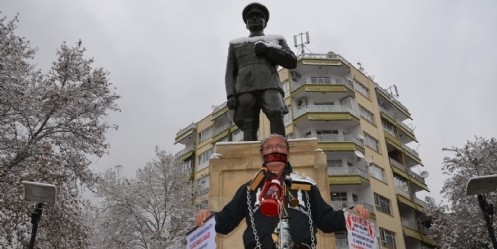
225, 3, 297, 141
196, 134, 370, 249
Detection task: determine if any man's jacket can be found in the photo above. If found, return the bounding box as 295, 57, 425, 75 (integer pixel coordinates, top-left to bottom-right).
214, 181, 346, 249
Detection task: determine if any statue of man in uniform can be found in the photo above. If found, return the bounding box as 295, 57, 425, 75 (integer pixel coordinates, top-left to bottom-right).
225, 3, 297, 141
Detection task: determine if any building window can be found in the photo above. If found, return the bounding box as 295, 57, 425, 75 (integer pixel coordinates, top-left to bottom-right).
352, 193, 358, 202
393, 175, 410, 197
380, 228, 397, 249
311, 76, 332, 84
314, 101, 335, 106
374, 193, 391, 215
181, 159, 193, 174
364, 133, 379, 152
359, 105, 374, 124
327, 159, 342, 167
330, 192, 348, 202
382, 120, 396, 136
198, 127, 212, 142
197, 148, 213, 171
369, 164, 385, 182
232, 130, 243, 142
353, 80, 370, 98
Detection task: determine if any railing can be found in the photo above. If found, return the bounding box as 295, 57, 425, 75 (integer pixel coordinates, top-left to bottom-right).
291, 76, 353, 91
328, 166, 369, 180
413, 196, 428, 209
293, 104, 359, 119
379, 106, 395, 120
174, 144, 194, 158
211, 102, 227, 114
389, 157, 407, 172
213, 122, 231, 136
398, 122, 415, 135
331, 201, 375, 214
383, 124, 396, 137
335, 238, 348, 249
401, 217, 418, 231
402, 144, 420, 158
316, 134, 364, 147
408, 169, 426, 184
375, 84, 410, 115
176, 123, 196, 137
380, 106, 415, 136
394, 185, 410, 199
298, 52, 346, 61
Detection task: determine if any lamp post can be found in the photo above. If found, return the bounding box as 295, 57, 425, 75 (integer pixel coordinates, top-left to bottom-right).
466, 174, 497, 248
22, 181, 56, 249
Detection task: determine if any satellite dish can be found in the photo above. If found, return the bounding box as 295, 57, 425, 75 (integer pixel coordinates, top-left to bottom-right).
354, 151, 364, 159
420, 171, 429, 178
358, 134, 364, 140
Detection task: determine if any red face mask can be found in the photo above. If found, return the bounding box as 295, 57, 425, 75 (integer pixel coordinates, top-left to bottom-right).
263, 152, 288, 165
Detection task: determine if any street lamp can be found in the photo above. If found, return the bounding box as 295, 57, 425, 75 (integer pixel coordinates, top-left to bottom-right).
22, 181, 56, 249
466, 174, 497, 248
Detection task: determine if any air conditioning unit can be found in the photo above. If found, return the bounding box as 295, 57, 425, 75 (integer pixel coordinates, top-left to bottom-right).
297, 97, 307, 108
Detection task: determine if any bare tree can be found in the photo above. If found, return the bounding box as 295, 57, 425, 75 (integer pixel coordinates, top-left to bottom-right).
91, 148, 194, 249
0, 14, 120, 248
425, 137, 497, 248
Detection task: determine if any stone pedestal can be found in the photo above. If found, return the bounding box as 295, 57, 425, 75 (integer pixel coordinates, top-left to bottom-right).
209, 138, 335, 249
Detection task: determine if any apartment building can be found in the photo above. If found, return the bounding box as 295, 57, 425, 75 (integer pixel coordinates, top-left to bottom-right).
174, 51, 435, 249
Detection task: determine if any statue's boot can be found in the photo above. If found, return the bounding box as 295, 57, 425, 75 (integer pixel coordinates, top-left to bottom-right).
243, 129, 258, 141
269, 118, 285, 137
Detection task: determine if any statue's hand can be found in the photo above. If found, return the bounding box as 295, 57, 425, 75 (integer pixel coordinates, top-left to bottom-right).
227, 96, 237, 110
254, 41, 269, 56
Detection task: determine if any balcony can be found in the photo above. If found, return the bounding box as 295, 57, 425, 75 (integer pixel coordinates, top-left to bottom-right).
413, 196, 428, 209
316, 134, 363, 146
375, 84, 410, 117
291, 76, 354, 91
294, 104, 359, 120
394, 185, 410, 199
174, 144, 194, 159
213, 122, 231, 137
408, 169, 426, 184
211, 102, 227, 115
402, 144, 419, 158
176, 123, 196, 137
401, 217, 418, 231
328, 166, 369, 179
175, 123, 196, 144
331, 200, 375, 215
389, 157, 407, 171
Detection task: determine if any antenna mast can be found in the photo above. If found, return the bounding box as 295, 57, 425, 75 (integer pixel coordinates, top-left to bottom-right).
293, 31, 311, 55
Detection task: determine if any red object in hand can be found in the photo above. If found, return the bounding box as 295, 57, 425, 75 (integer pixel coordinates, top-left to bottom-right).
259, 176, 284, 217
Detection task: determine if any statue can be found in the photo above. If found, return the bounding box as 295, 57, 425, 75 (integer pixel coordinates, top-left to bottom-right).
225, 2, 297, 141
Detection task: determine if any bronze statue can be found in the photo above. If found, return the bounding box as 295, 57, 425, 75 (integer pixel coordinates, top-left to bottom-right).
225, 3, 297, 141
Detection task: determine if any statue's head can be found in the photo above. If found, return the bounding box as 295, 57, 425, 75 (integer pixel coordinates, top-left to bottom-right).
242, 3, 269, 30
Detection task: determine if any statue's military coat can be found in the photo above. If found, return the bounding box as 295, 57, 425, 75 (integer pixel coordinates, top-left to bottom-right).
225, 34, 297, 99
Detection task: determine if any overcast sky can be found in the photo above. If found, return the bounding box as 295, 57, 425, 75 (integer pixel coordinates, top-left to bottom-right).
3, 0, 497, 203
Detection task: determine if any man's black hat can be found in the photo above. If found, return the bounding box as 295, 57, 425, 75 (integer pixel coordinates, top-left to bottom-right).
242, 2, 270, 24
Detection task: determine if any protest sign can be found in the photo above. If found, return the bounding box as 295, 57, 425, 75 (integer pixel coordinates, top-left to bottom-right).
345, 210, 378, 249
186, 215, 216, 249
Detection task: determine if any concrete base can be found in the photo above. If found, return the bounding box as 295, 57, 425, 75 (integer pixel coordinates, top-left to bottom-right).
209, 138, 336, 249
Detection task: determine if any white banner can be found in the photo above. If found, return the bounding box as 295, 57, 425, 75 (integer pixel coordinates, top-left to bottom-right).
345, 210, 378, 249
186, 216, 216, 249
